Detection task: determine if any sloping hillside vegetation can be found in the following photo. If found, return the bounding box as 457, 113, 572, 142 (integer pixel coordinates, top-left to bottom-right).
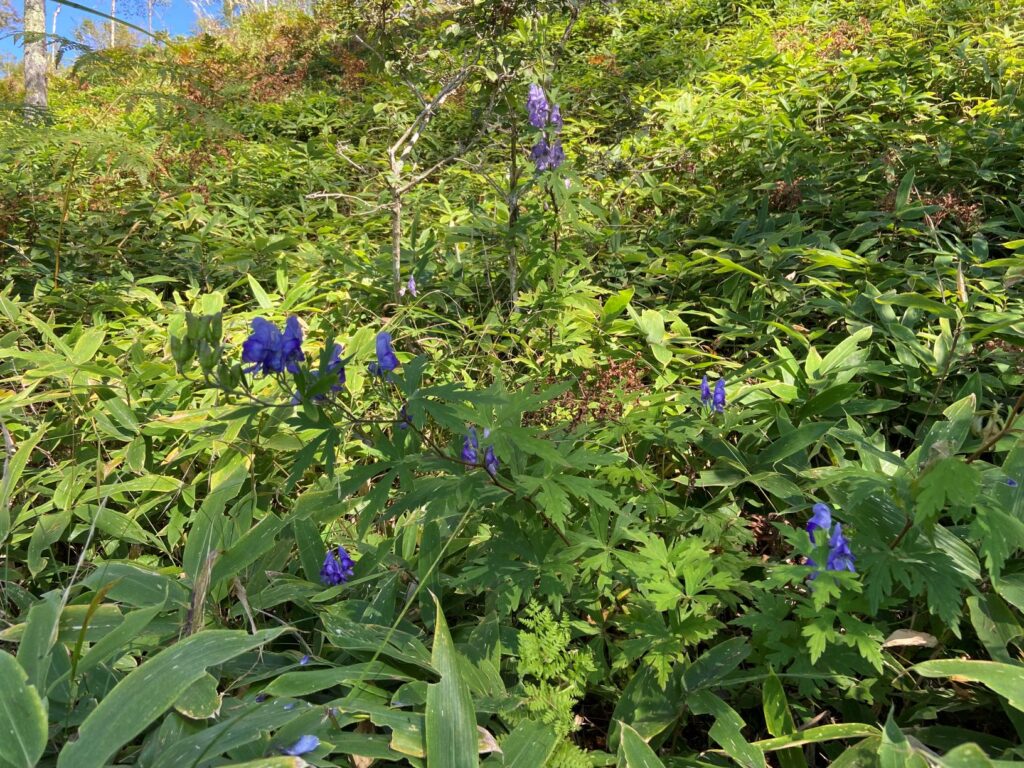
2, 0, 1024, 765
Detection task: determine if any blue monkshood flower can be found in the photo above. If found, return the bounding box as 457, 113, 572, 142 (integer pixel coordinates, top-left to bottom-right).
531, 136, 550, 166
368, 331, 400, 377
254, 692, 269, 702
281, 316, 305, 374
550, 104, 563, 132
293, 344, 345, 404
527, 83, 550, 128
807, 503, 832, 545
550, 140, 565, 168
242, 317, 304, 375
531, 138, 566, 172
326, 343, 346, 389
397, 404, 411, 430
700, 375, 712, 407
399, 274, 418, 298
826, 523, 856, 573
1008, 478, 1020, 488
484, 445, 499, 478
242, 318, 283, 375
713, 378, 726, 413
299, 654, 310, 665
462, 427, 479, 464
283, 735, 319, 756
320, 546, 355, 586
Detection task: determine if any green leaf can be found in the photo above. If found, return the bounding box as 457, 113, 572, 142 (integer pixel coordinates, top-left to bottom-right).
689, 690, 766, 768
876, 293, 957, 319
57, 628, 284, 768
878, 713, 926, 768
610, 663, 682, 748
816, 326, 873, 382
912, 660, 1024, 712
173, 672, 221, 719
936, 743, 996, 767
682, 637, 750, 692
753, 724, 881, 751
0, 427, 44, 543
829, 737, 882, 767
16, 592, 61, 694
618, 723, 666, 768
0, 650, 47, 768
494, 719, 559, 766
762, 670, 806, 768
425, 598, 477, 768
602, 288, 635, 323
247, 274, 274, 309
915, 458, 978, 523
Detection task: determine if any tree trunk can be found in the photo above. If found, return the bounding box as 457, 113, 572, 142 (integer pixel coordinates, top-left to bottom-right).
109, 0, 115, 46
49, 3, 60, 63
23, 0, 47, 111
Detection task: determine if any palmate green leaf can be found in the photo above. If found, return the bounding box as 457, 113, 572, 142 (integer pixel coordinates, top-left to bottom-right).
57, 628, 284, 768
425, 599, 477, 768
617, 723, 666, 768
914, 458, 978, 524
912, 660, 1024, 712
0, 651, 47, 768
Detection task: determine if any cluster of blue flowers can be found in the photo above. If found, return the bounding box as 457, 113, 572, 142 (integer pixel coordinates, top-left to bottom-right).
700, 375, 726, 413
526, 83, 565, 172
242, 316, 305, 375
462, 427, 500, 478
806, 503, 856, 576
320, 545, 355, 586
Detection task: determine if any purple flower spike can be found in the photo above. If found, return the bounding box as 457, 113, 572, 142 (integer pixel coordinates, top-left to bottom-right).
712, 378, 726, 413
484, 445, 499, 478
462, 428, 479, 465
526, 83, 550, 128
700, 375, 712, 407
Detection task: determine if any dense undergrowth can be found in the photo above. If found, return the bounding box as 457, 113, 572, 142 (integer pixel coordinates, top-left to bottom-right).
2, 0, 1024, 765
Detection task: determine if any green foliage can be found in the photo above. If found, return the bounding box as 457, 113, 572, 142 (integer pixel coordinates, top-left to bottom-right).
2, 0, 1024, 764
513, 603, 595, 767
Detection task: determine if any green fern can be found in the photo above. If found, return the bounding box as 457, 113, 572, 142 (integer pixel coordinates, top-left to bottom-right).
513, 601, 596, 768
